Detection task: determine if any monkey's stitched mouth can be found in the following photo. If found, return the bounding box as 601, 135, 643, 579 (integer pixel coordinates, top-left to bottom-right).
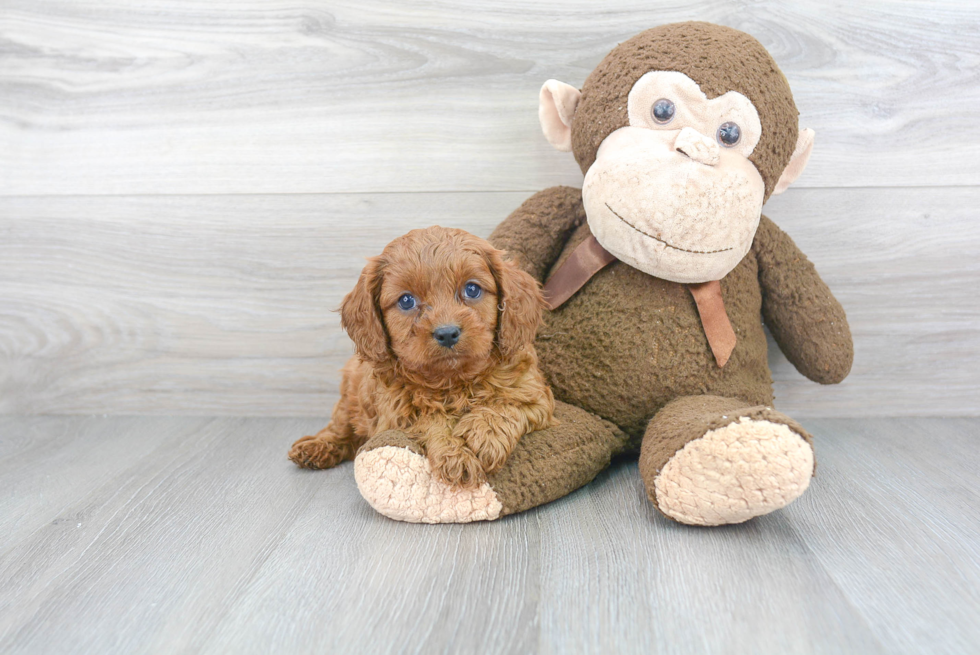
604, 203, 734, 255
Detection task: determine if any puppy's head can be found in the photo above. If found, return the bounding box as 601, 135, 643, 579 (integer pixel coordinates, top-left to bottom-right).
340, 226, 544, 381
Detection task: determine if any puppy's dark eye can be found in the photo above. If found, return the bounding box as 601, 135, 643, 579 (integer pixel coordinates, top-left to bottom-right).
397, 293, 416, 311
463, 282, 482, 300
717, 121, 741, 147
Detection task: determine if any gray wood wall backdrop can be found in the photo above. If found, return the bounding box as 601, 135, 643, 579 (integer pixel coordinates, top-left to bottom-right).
1, 0, 978, 417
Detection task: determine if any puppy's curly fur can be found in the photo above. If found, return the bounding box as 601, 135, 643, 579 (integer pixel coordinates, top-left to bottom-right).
289, 226, 555, 488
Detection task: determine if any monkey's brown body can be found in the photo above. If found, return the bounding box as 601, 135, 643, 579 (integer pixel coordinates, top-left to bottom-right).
477, 185, 852, 521
497, 185, 852, 441
522, 193, 773, 440
352, 22, 854, 525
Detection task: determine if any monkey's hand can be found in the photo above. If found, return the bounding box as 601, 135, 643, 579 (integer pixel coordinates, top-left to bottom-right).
753, 215, 853, 384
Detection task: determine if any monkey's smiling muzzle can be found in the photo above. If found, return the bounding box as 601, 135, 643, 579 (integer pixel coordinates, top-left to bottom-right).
582, 125, 765, 284
603, 202, 735, 256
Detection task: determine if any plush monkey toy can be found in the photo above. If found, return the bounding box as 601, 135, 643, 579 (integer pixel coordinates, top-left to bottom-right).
352, 22, 853, 526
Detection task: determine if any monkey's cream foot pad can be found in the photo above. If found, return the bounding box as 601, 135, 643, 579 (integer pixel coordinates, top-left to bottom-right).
354, 446, 503, 523
654, 417, 814, 526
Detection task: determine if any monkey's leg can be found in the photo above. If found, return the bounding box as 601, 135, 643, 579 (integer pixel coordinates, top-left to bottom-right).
639, 395, 815, 526
353, 401, 628, 523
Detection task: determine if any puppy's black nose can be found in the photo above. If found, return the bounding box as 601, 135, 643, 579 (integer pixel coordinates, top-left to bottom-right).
432, 325, 461, 348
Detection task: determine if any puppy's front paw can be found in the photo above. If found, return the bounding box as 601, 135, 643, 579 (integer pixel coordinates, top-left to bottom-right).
288, 435, 347, 469
427, 443, 486, 489
454, 412, 515, 476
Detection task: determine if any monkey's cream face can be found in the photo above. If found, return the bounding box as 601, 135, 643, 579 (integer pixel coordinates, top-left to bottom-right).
581, 71, 766, 283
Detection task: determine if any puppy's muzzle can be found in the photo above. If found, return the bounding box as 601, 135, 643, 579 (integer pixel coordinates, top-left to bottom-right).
432, 325, 461, 348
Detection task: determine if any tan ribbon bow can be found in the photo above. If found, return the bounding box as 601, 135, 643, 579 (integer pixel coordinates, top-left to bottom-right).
542, 234, 736, 367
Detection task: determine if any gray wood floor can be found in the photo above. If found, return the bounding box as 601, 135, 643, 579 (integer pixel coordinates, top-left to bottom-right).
1, 416, 977, 654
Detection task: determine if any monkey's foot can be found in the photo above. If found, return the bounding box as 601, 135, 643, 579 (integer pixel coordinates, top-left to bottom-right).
654, 416, 813, 526
354, 433, 502, 524
353, 403, 629, 523
640, 397, 815, 526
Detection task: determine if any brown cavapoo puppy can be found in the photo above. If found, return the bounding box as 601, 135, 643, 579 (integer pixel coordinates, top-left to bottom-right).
288, 226, 555, 488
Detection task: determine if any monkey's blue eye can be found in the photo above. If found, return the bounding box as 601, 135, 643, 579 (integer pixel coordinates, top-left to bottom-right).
463, 282, 483, 300
397, 293, 416, 311
718, 121, 741, 147
651, 98, 675, 124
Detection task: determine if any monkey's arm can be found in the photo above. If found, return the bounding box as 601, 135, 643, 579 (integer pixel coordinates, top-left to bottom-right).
753, 215, 853, 384
489, 186, 587, 282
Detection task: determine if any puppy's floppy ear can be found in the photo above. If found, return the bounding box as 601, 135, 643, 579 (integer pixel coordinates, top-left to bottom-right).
339, 256, 389, 362
486, 247, 545, 358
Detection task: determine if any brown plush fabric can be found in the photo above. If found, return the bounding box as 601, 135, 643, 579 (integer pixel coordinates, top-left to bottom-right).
489, 186, 587, 282
491, 189, 850, 447
636, 395, 814, 513
753, 216, 854, 383
359, 429, 425, 457
488, 401, 629, 516
570, 22, 799, 200
355, 402, 629, 519
532, 216, 775, 441
541, 235, 617, 309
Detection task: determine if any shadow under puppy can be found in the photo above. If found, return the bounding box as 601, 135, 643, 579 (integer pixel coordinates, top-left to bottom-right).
289, 226, 556, 487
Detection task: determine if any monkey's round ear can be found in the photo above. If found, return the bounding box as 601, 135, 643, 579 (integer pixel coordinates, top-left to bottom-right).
539, 80, 581, 152
772, 128, 815, 196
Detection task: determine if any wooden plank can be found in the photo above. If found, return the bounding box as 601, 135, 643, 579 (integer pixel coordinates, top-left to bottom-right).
792, 418, 980, 653
1, 187, 977, 417
1, 0, 978, 195
0, 192, 519, 416
0, 417, 330, 653
2, 417, 977, 653
536, 464, 886, 654
764, 188, 980, 416
0, 415, 210, 551
0, 416, 539, 654
200, 485, 540, 654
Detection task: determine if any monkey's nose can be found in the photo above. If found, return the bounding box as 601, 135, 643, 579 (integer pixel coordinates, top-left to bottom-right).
674, 126, 720, 166
432, 325, 461, 348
